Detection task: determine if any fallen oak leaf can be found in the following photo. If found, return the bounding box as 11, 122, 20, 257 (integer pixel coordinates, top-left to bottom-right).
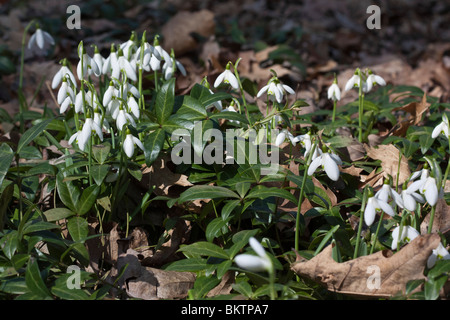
390, 93, 430, 137
291, 233, 441, 298
365, 143, 410, 187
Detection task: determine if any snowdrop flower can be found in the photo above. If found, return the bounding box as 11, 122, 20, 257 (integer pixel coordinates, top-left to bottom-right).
214, 62, 239, 90
307, 147, 342, 182
375, 181, 404, 208
162, 53, 187, 80
52, 59, 77, 89
344, 72, 362, 92
427, 243, 450, 268
123, 129, 144, 158
28, 27, 54, 51
134, 40, 161, 72
92, 46, 105, 74
93, 109, 110, 131
77, 46, 101, 79
257, 77, 295, 104
275, 129, 296, 147
127, 94, 140, 119
111, 49, 137, 82
234, 237, 272, 272
364, 193, 395, 227
115, 107, 136, 131
364, 71, 386, 93
431, 113, 450, 139
57, 77, 75, 105
292, 132, 317, 159
68, 117, 103, 151
391, 225, 420, 250
120, 32, 137, 60
407, 170, 438, 207
102, 81, 116, 107
327, 81, 341, 101
102, 44, 119, 75
149, 36, 167, 71
400, 185, 424, 212
221, 104, 240, 124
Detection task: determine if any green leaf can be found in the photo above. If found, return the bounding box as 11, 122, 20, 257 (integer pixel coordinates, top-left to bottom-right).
2, 230, 19, 259
155, 78, 175, 124
144, 128, 165, 165
56, 173, 79, 212
164, 258, 208, 272
191, 120, 214, 158
0, 278, 29, 295
209, 111, 249, 124
77, 185, 100, 215
18, 145, 42, 160
67, 216, 89, 242
424, 275, 448, 300
314, 225, 340, 256
51, 286, 89, 300
90, 164, 109, 186
178, 241, 230, 260
199, 91, 231, 109
221, 199, 240, 221
206, 217, 228, 242
246, 185, 298, 205
43, 208, 75, 222
17, 118, 53, 154
0, 182, 13, 232
91, 143, 111, 164
0, 143, 14, 188
176, 96, 207, 121
25, 257, 51, 299
191, 276, 220, 299
232, 281, 253, 298
227, 229, 259, 258
178, 185, 240, 203
22, 220, 60, 235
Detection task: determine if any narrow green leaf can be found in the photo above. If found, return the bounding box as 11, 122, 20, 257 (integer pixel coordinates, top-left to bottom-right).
51, 286, 89, 300
0, 143, 14, 188
0, 182, 13, 232
90, 164, 109, 186
25, 257, 51, 299
17, 118, 53, 154
2, 230, 19, 259
178, 185, 240, 203
206, 217, 228, 242
178, 241, 230, 260
43, 208, 75, 222
77, 185, 100, 215
246, 185, 298, 205
144, 128, 165, 165
67, 216, 89, 242
209, 111, 249, 124
56, 173, 79, 212
164, 258, 208, 272
22, 221, 60, 235
191, 276, 220, 299
200, 92, 232, 109
155, 78, 175, 124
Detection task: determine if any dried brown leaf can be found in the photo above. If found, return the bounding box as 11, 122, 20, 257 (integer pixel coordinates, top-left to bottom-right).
365, 144, 410, 186
291, 234, 441, 298
420, 198, 450, 236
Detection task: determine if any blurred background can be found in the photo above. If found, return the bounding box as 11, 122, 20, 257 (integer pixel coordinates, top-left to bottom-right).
0, 0, 449, 116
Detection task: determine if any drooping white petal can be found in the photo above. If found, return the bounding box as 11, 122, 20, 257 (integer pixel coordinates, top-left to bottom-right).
257, 84, 269, 98
402, 191, 417, 212
36, 29, 44, 49
132, 136, 144, 151
249, 237, 267, 259
364, 198, 376, 226
213, 72, 225, 88
307, 156, 322, 177
123, 134, 134, 158
234, 254, 269, 272
423, 177, 438, 206
275, 131, 286, 147
376, 198, 395, 217
323, 153, 340, 181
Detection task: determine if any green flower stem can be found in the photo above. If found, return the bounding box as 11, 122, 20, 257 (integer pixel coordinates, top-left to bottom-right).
442, 143, 450, 189
294, 140, 318, 253
397, 210, 407, 252
268, 265, 276, 300
358, 69, 364, 143
232, 59, 252, 127
370, 211, 384, 255
427, 205, 436, 234
353, 187, 368, 259
111, 130, 126, 218
332, 100, 337, 123
88, 134, 93, 185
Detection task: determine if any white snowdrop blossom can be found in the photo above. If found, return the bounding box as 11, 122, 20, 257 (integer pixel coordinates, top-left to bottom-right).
102, 81, 116, 107
431, 113, 450, 139
214, 63, 239, 90
364, 195, 395, 227
375, 183, 404, 209
234, 237, 272, 272
427, 243, 450, 268
28, 27, 54, 51
111, 50, 137, 82
123, 131, 144, 158
407, 171, 438, 207
68, 118, 103, 151
52, 61, 77, 89
115, 108, 136, 131
344, 73, 362, 92
127, 94, 140, 119
162, 55, 186, 80
391, 225, 420, 250
364, 72, 386, 93
93, 110, 109, 131
77, 48, 101, 79
275, 129, 296, 147
57, 78, 75, 105
307, 149, 342, 182
399, 182, 425, 212
257, 78, 295, 103
102, 44, 119, 75
327, 82, 341, 101
93, 47, 105, 75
